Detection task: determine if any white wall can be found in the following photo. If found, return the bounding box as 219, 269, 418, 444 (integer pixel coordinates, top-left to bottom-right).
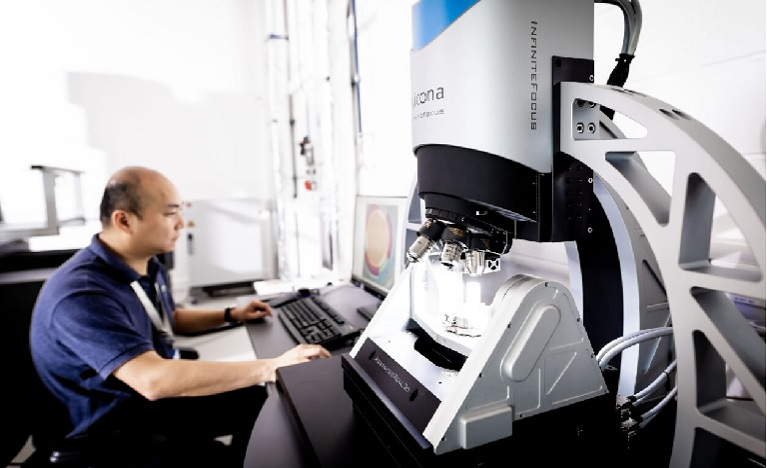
594, 1, 765, 168
0, 0, 274, 300
353, 0, 416, 197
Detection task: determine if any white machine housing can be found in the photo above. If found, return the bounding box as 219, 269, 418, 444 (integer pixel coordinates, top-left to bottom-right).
349, 259, 607, 454
411, 0, 595, 174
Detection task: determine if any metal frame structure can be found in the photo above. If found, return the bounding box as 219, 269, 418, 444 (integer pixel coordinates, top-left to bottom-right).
0, 166, 85, 249
559, 81, 765, 466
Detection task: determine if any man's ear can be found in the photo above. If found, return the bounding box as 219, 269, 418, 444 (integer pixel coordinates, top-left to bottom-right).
112, 210, 132, 232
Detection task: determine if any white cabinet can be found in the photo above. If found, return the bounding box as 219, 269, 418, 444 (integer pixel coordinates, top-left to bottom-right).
184, 198, 276, 290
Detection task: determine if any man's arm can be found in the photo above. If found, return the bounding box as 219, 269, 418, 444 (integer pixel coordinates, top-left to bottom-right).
172, 299, 273, 334
113, 344, 329, 400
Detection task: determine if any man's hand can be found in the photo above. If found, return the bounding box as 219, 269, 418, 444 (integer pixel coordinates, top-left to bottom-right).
234, 299, 273, 322
261, 344, 331, 382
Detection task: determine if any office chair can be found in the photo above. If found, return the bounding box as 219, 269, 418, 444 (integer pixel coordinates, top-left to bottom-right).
16, 392, 90, 468
1, 273, 91, 467
14, 344, 202, 468
15, 354, 202, 467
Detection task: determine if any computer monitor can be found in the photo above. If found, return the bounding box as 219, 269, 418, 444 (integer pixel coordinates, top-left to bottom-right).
351, 195, 408, 299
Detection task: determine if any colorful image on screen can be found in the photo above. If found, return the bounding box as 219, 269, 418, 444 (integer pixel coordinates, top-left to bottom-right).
362, 203, 397, 290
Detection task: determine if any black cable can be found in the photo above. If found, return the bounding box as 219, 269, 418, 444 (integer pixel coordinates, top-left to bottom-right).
607, 53, 635, 88
597, 0, 642, 119
603, 53, 635, 119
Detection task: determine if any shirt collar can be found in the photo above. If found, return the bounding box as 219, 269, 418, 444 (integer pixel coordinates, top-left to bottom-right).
87, 234, 162, 283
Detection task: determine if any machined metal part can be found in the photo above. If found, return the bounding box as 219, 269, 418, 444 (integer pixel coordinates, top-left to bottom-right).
442, 314, 482, 337
566, 114, 671, 398
464, 249, 486, 276
559, 81, 766, 466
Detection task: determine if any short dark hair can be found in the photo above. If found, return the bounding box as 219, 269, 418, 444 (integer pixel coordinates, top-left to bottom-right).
99, 172, 145, 226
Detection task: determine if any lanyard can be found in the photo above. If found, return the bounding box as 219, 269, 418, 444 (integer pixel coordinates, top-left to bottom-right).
130, 280, 175, 347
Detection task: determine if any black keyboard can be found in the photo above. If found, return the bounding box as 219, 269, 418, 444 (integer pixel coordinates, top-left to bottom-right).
277, 295, 362, 350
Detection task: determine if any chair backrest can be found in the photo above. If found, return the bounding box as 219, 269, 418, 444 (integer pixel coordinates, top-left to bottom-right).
0, 249, 77, 466
0, 275, 50, 465
28, 365, 75, 457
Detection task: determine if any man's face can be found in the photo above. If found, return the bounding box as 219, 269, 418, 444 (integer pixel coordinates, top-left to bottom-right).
131, 175, 184, 256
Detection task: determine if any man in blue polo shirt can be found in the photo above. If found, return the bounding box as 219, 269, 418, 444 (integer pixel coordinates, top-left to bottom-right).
30, 166, 330, 467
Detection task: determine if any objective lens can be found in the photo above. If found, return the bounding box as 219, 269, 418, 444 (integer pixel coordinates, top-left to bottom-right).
440, 241, 462, 269
406, 235, 433, 263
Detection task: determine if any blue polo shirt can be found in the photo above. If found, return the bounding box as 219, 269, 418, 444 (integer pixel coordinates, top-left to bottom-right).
30, 234, 176, 437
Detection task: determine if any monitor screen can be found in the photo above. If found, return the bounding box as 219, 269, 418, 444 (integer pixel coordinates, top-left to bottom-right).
351, 195, 408, 298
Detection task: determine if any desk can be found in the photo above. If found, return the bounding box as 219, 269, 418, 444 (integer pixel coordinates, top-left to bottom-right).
242, 311, 313, 467
242, 284, 390, 468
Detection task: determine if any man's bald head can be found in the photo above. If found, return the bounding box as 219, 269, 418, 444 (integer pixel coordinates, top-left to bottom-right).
99, 166, 168, 227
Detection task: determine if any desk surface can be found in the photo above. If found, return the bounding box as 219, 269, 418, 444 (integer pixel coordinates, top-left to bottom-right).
242, 310, 317, 468
242, 284, 384, 468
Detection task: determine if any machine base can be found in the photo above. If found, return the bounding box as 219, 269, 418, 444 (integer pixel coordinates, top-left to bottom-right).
342, 354, 621, 467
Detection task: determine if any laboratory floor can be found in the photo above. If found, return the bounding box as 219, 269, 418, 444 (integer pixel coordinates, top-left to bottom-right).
8, 295, 256, 467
